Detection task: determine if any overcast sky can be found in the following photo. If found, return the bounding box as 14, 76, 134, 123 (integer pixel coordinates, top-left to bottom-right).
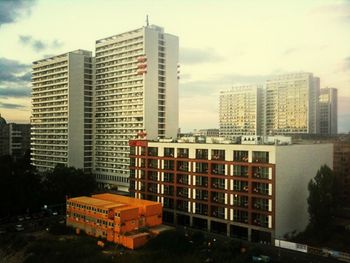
0, 0, 349, 132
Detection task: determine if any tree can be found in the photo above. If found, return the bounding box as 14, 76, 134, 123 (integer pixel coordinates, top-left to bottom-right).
43, 164, 97, 204
307, 165, 335, 231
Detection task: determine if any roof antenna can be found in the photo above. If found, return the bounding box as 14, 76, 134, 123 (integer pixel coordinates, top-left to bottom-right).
146, 15, 149, 27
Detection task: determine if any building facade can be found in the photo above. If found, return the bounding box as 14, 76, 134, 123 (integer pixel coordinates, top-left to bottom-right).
94, 25, 179, 191
66, 193, 162, 249
129, 139, 333, 242
319, 88, 337, 135
265, 73, 320, 135
219, 85, 264, 139
31, 50, 93, 172
0, 115, 30, 159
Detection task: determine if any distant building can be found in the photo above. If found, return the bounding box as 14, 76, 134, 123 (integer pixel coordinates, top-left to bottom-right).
0, 114, 30, 160
31, 50, 93, 172
129, 138, 333, 243
66, 193, 163, 249
265, 73, 319, 135
94, 25, 179, 192
193, 129, 220, 137
219, 85, 264, 139
319, 88, 337, 135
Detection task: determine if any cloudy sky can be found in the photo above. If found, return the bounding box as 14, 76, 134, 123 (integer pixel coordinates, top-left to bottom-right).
0, 0, 349, 132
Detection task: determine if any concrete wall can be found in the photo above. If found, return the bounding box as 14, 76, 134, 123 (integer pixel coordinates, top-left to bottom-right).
275, 143, 333, 238
164, 33, 179, 139
68, 53, 85, 168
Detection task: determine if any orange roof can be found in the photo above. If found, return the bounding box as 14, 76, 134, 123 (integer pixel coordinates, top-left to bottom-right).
92, 193, 160, 208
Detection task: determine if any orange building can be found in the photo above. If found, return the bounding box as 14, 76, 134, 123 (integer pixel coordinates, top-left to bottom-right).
66, 193, 162, 249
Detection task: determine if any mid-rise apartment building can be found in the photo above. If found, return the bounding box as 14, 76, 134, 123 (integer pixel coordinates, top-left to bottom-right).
265, 73, 320, 135
319, 88, 338, 135
129, 139, 332, 243
219, 85, 264, 139
94, 25, 179, 191
31, 50, 93, 172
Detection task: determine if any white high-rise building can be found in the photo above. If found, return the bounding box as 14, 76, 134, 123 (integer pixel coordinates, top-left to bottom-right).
94, 25, 179, 191
319, 87, 338, 135
265, 73, 320, 135
31, 50, 94, 172
219, 85, 264, 139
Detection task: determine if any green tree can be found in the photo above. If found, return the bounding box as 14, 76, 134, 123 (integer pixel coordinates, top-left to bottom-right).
43, 164, 97, 204
307, 165, 335, 231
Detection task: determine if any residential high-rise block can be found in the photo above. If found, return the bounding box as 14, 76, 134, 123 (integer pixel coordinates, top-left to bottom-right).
219, 85, 264, 139
319, 87, 338, 135
31, 50, 94, 172
265, 73, 320, 135
94, 25, 179, 191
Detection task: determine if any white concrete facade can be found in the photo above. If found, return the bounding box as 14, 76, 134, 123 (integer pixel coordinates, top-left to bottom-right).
265, 73, 320, 135
219, 85, 264, 139
94, 25, 179, 191
31, 50, 93, 171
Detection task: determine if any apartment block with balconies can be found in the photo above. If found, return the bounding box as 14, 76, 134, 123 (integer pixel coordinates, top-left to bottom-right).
94, 25, 179, 192
31, 50, 93, 171
129, 139, 332, 243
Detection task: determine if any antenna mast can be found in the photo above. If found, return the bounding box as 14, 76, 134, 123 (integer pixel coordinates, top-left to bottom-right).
146, 15, 149, 27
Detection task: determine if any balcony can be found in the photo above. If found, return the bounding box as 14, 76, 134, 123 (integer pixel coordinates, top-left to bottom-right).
164, 186, 174, 196
196, 149, 208, 160
164, 147, 174, 157
176, 200, 188, 212
163, 173, 174, 183
163, 160, 175, 170
176, 187, 189, 198
233, 194, 248, 208
252, 183, 269, 196
211, 149, 225, 161
195, 204, 208, 215
233, 210, 248, 224
177, 148, 189, 158
211, 164, 225, 175
195, 176, 208, 188
232, 165, 248, 177
211, 178, 225, 190
252, 213, 269, 228
177, 161, 189, 172
195, 163, 208, 174
211, 206, 225, 219
176, 174, 189, 185
148, 147, 158, 156
148, 160, 158, 169
211, 192, 225, 204
147, 171, 158, 181
195, 190, 208, 201
233, 151, 249, 162
233, 181, 249, 192
252, 151, 269, 163
252, 166, 269, 179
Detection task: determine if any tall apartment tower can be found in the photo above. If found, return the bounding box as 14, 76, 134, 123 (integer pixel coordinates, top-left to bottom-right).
265, 73, 320, 135
94, 25, 179, 192
219, 85, 264, 139
319, 87, 338, 135
31, 50, 94, 172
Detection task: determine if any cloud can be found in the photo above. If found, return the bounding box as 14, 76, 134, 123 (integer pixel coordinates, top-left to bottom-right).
180, 73, 271, 97
0, 0, 36, 27
18, 35, 64, 52
180, 47, 223, 65
0, 87, 31, 98
0, 102, 25, 109
0, 58, 31, 84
